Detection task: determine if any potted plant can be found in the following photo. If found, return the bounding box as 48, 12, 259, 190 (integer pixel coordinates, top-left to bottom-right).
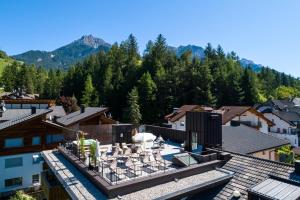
79, 134, 86, 161
89, 141, 97, 170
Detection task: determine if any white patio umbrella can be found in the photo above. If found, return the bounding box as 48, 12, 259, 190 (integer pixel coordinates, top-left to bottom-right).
132, 132, 156, 150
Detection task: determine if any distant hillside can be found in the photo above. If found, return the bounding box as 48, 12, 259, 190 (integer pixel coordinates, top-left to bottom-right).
0, 50, 16, 76
173, 45, 205, 58
13, 35, 111, 69
239, 58, 263, 72
170, 45, 262, 72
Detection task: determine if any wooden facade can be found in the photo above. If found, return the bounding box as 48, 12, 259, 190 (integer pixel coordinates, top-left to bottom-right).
0, 116, 65, 156
186, 111, 222, 150
66, 113, 116, 144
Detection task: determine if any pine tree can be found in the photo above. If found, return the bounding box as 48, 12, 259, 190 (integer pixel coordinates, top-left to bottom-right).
241, 68, 259, 105
138, 72, 157, 123
126, 87, 142, 125
81, 74, 97, 106
226, 70, 244, 105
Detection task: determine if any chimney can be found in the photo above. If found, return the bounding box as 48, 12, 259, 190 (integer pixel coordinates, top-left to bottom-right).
173, 108, 179, 113
295, 160, 300, 174
80, 105, 85, 113
31, 106, 36, 115
53, 116, 58, 123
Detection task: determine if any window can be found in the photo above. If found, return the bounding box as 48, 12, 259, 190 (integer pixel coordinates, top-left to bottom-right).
32, 136, 41, 145
22, 104, 31, 109
4, 138, 23, 148
46, 134, 64, 144
11, 104, 21, 109
283, 129, 287, 133
5, 157, 23, 168
32, 174, 39, 184
180, 121, 185, 126
277, 128, 281, 133
5, 177, 22, 188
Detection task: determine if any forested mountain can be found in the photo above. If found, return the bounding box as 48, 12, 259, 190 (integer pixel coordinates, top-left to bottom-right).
13, 35, 111, 69
13, 35, 265, 72
239, 58, 263, 72
1, 34, 299, 124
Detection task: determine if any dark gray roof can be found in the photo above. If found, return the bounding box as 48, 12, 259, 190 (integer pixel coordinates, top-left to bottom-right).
48, 106, 66, 118
272, 111, 300, 125
272, 99, 295, 110
0, 109, 51, 131
0, 109, 34, 121
0, 106, 66, 122
56, 107, 108, 126
248, 178, 300, 200
210, 153, 298, 200
222, 125, 289, 154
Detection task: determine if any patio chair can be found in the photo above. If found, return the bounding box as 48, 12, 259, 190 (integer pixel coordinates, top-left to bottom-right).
123, 147, 132, 156
121, 142, 128, 149
109, 160, 126, 179
135, 146, 143, 154
148, 154, 160, 171
141, 154, 151, 166
125, 157, 142, 176
154, 152, 168, 169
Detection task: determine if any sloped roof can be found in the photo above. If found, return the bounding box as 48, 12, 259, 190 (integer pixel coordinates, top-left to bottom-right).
0, 109, 51, 131
0, 107, 66, 122
216, 106, 251, 124
56, 107, 108, 126
272, 111, 300, 126
272, 99, 295, 110
212, 153, 297, 200
216, 106, 274, 125
48, 106, 66, 118
165, 105, 213, 122
0, 109, 35, 121
222, 125, 289, 154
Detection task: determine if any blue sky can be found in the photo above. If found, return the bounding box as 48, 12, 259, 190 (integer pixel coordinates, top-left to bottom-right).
0, 0, 300, 76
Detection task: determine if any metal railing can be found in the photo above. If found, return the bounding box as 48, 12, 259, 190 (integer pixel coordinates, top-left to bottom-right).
60, 141, 169, 185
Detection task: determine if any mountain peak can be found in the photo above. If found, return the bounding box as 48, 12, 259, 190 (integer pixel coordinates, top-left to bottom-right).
77, 34, 108, 48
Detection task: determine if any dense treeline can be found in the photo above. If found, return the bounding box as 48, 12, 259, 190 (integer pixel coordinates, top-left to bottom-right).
1, 34, 300, 123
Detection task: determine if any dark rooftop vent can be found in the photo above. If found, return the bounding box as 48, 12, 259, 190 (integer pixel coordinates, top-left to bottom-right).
173, 107, 179, 113
53, 116, 58, 123
31, 106, 36, 115
80, 105, 85, 113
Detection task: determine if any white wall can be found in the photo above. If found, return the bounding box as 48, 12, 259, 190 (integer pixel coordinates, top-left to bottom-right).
264, 113, 295, 134
251, 149, 277, 161
168, 116, 186, 131
0, 152, 43, 194
224, 111, 269, 134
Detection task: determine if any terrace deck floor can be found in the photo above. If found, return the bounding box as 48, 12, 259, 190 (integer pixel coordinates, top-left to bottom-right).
42, 150, 107, 200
